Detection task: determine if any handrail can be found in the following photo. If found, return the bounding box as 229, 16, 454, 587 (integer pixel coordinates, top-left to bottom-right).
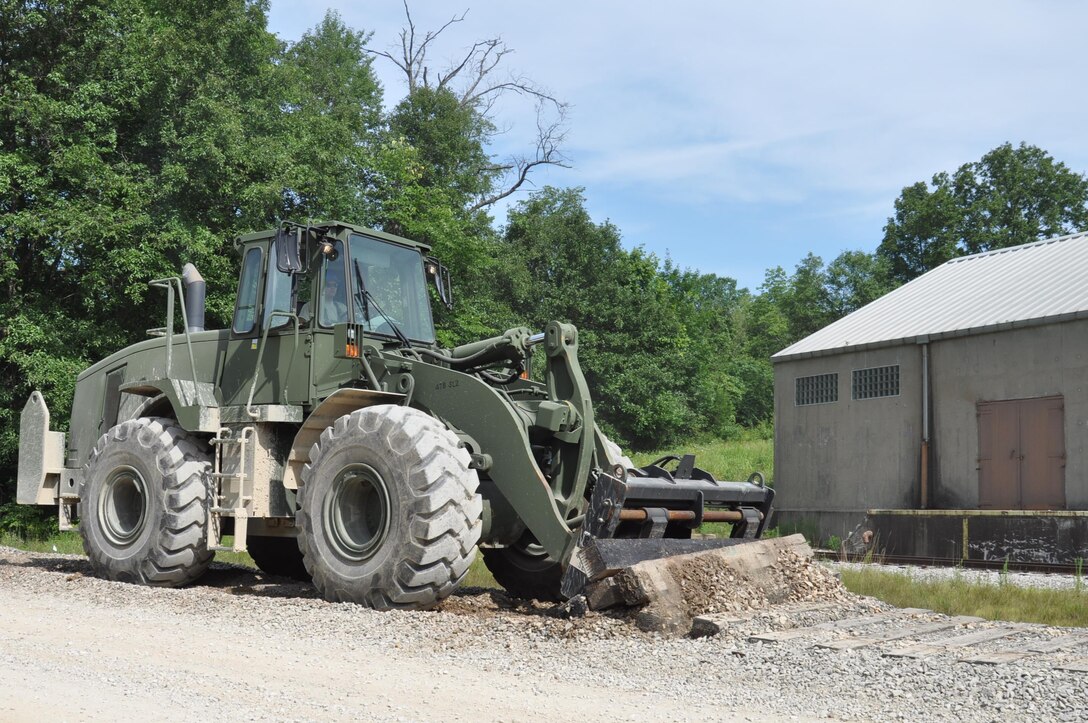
246, 310, 299, 419
148, 277, 198, 403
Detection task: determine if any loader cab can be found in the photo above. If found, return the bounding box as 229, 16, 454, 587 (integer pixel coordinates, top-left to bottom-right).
346, 233, 436, 344
220, 223, 448, 408
220, 236, 314, 407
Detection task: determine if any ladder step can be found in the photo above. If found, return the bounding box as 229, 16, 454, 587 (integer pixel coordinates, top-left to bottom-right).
210, 506, 252, 515
211, 437, 245, 445
210, 472, 245, 479
209, 545, 247, 553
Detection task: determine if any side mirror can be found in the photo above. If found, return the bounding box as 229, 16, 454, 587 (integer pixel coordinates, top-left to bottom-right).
425, 256, 453, 310
274, 227, 303, 274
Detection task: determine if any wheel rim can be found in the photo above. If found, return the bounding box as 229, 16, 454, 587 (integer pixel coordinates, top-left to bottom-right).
98, 465, 149, 546
509, 534, 555, 572
324, 463, 391, 562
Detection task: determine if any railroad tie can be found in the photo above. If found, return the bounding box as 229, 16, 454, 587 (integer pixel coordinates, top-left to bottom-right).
750, 609, 929, 643
817, 616, 983, 651
959, 632, 1088, 666
884, 626, 1024, 659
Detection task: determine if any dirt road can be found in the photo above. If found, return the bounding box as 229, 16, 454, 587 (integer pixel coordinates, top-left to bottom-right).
1, 546, 1084, 721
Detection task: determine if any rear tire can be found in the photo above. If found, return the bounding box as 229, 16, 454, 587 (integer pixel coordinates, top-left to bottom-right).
246, 536, 311, 581
481, 534, 562, 601
79, 417, 213, 586
297, 405, 482, 609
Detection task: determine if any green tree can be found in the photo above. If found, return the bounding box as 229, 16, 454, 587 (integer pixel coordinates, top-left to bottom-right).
0, 0, 285, 502
372, 5, 568, 216
878, 143, 1088, 283
823, 250, 894, 318
276, 10, 384, 222
500, 187, 751, 448
732, 250, 892, 425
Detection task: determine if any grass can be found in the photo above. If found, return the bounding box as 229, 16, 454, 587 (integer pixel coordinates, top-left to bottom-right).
840, 566, 1088, 628
463, 555, 499, 589
0, 530, 259, 567
630, 434, 773, 485
1, 530, 85, 555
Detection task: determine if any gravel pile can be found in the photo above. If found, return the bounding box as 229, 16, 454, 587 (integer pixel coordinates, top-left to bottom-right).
2, 545, 1087, 722
675, 547, 856, 618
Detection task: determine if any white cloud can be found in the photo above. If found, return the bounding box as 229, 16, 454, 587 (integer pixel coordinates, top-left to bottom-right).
269, 1, 1088, 286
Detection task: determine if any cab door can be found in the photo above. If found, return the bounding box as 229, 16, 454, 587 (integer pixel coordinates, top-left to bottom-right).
308, 238, 358, 400
220, 242, 311, 408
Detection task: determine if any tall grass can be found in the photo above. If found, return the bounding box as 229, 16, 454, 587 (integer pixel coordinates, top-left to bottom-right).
841, 567, 1088, 628
1, 530, 85, 555
0, 530, 258, 567
630, 434, 773, 484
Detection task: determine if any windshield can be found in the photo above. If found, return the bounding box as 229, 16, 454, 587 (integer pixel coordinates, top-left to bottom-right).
348, 234, 435, 343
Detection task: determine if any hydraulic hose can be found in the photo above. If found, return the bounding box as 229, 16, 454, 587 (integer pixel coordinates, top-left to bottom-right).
415, 345, 510, 368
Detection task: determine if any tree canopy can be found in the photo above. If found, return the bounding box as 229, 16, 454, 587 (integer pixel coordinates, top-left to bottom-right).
2, 2, 1087, 511
878, 143, 1088, 283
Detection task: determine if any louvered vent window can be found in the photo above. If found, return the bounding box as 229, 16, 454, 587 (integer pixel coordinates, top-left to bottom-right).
852, 365, 900, 400
795, 373, 838, 406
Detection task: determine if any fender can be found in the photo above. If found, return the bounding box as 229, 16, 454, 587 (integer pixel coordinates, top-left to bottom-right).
282, 387, 404, 490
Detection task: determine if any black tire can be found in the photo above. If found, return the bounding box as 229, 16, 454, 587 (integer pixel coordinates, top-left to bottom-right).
246, 536, 311, 581
481, 534, 562, 601
482, 434, 632, 601
297, 405, 482, 609
78, 417, 213, 586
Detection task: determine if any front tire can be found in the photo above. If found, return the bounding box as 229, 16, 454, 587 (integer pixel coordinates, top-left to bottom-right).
79, 418, 213, 586
297, 405, 482, 609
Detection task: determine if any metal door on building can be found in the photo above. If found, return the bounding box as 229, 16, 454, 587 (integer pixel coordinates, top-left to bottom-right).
977, 395, 1066, 510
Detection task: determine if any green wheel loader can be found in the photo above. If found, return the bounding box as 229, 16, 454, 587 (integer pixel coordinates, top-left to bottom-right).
17, 221, 774, 608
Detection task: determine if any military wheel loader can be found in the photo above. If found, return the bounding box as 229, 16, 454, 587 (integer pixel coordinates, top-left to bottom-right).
17, 221, 774, 608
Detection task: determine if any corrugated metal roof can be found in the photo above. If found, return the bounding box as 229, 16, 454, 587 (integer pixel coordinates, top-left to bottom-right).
772, 231, 1088, 362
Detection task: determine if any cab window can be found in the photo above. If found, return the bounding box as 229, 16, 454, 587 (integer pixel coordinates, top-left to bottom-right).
263, 240, 296, 330
349, 234, 435, 342
232, 247, 262, 334
318, 241, 348, 328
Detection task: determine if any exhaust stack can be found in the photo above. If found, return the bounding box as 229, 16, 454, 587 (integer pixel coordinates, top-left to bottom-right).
181, 263, 206, 333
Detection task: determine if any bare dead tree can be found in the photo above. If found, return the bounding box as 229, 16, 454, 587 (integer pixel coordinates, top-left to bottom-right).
370, 2, 570, 210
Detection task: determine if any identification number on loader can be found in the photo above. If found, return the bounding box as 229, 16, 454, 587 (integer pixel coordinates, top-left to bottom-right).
434, 380, 460, 391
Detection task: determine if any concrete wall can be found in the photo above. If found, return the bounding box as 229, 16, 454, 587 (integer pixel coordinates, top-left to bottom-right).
773, 317, 1088, 543
929, 319, 1088, 509
773, 345, 922, 541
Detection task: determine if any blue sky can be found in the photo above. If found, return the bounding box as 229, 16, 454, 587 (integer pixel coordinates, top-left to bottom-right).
267, 1, 1088, 291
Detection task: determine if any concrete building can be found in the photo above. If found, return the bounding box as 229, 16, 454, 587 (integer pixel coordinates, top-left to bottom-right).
772, 232, 1088, 564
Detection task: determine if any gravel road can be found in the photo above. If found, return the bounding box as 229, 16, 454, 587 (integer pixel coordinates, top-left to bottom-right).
2, 546, 1086, 722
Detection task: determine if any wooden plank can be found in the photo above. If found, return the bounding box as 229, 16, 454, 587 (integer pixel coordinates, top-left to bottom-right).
690, 614, 751, 638
961, 634, 1088, 669
885, 626, 1023, 659
694, 601, 842, 635
816, 616, 980, 651
1054, 657, 1088, 672
960, 651, 1032, 665
964, 635, 1088, 666
1025, 634, 1088, 654
751, 609, 928, 643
